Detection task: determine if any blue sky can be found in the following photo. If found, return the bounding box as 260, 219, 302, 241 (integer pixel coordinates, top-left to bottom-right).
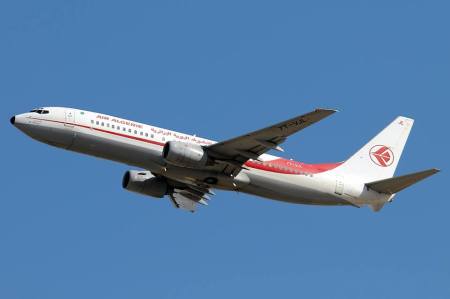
1, 1, 449, 298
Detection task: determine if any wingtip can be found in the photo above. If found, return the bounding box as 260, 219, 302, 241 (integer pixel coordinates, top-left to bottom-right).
317, 108, 339, 113
397, 115, 414, 121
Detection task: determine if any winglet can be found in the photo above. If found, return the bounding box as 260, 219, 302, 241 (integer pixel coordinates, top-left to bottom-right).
317, 108, 339, 113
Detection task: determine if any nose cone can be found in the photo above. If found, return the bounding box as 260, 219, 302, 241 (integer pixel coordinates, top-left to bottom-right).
11, 114, 29, 131
11, 114, 28, 127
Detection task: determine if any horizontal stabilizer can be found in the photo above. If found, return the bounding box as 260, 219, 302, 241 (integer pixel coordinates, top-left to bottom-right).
366, 168, 440, 195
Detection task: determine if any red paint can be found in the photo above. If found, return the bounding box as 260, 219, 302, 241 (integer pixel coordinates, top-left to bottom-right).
369, 145, 394, 167
93, 126, 165, 146
244, 158, 342, 174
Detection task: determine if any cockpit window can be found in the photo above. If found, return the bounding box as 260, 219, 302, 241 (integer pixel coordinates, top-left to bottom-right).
30, 109, 49, 114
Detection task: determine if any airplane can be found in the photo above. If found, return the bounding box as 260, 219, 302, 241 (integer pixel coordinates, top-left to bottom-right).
10, 107, 439, 212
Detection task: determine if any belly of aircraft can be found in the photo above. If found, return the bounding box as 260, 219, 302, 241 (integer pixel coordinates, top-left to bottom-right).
241, 170, 350, 206
66, 126, 349, 207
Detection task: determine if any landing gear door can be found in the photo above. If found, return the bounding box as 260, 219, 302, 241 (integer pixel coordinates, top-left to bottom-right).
65, 110, 75, 127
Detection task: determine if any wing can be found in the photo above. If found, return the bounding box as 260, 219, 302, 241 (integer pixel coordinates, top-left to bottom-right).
206, 108, 337, 175
168, 183, 214, 212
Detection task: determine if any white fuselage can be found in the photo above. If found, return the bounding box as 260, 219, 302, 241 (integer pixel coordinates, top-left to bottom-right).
11, 107, 390, 209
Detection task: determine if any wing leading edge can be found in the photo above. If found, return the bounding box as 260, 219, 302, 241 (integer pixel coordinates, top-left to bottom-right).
206, 108, 337, 175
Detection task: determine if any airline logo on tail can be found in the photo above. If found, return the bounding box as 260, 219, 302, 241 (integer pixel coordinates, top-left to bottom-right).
369, 145, 394, 167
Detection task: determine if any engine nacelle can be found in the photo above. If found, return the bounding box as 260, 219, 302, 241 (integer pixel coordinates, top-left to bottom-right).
122, 170, 168, 198
162, 141, 208, 168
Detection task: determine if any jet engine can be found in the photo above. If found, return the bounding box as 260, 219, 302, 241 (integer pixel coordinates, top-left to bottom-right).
122, 170, 168, 198
162, 141, 208, 168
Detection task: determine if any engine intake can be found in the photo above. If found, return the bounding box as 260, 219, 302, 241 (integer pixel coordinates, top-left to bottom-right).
122, 170, 168, 198
162, 141, 208, 168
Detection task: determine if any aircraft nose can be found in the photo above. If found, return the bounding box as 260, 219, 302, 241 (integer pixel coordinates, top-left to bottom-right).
10, 116, 15, 125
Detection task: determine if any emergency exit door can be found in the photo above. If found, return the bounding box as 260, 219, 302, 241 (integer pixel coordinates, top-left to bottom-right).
64, 110, 75, 127
335, 176, 344, 195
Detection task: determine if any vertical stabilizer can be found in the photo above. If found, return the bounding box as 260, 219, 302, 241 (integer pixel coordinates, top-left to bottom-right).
334, 116, 414, 181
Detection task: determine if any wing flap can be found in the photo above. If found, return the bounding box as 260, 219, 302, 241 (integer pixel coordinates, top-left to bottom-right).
169, 192, 197, 212
168, 186, 214, 212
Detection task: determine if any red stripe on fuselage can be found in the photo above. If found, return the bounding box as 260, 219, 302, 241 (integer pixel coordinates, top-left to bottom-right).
29, 116, 165, 147
92, 126, 165, 146
29, 117, 342, 175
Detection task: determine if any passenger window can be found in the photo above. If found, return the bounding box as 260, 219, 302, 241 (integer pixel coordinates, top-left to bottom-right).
101, 122, 104, 126
96, 121, 99, 125
107, 123, 110, 127
134, 130, 137, 134
123, 127, 126, 132
91, 120, 94, 124
128, 129, 131, 133
112, 125, 115, 129
151, 134, 154, 138
145, 133, 148, 137
140, 132, 143, 136
162, 137, 165, 141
